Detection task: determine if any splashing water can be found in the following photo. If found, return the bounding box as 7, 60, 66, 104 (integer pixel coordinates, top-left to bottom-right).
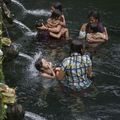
13, 19, 32, 32
25, 111, 47, 120
27, 9, 51, 16
19, 52, 33, 61
11, 0, 51, 16
28, 51, 42, 77
13, 19, 37, 37
25, 31, 37, 37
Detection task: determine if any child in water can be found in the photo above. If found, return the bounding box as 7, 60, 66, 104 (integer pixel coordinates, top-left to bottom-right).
35, 58, 61, 79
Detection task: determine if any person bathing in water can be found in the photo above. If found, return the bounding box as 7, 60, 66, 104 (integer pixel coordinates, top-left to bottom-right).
79, 10, 108, 45
37, 3, 69, 40
35, 58, 61, 79
50, 2, 66, 27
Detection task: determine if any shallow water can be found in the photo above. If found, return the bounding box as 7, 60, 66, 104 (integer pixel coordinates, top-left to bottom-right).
3, 0, 120, 120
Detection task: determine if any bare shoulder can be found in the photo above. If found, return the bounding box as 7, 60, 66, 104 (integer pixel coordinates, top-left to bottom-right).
61, 14, 65, 18
80, 23, 88, 31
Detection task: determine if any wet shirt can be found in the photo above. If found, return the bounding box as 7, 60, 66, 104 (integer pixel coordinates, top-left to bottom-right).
60, 53, 92, 91
86, 22, 105, 33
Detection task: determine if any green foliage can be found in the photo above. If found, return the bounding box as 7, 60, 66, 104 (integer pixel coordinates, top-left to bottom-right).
0, 94, 7, 120
0, 7, 7, 120
0, 62, 4, 82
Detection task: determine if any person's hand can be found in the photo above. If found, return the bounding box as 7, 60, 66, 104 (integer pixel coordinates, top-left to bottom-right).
55, 67, 61, 71
92, 32, 105, 39
37, 23, 48, 30
87, 33, 95, 42
47, 62, 53, 68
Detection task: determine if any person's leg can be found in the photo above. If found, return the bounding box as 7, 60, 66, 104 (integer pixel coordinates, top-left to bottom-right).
49, 31, 62, 39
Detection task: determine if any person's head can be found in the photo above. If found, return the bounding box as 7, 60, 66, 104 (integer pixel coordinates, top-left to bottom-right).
70, 40, 83, 55
50, 9, 61, 20
51, 2, 62, 13
35, 58, 50, 72
88, 10, 100, 25
6, 103, 25, 120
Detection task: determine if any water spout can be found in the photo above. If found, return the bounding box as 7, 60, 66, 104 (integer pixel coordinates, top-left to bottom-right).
27, 9, 51, 16
11, 0, 51, 16
19, 52, 33, 61
13, 19, 31, 32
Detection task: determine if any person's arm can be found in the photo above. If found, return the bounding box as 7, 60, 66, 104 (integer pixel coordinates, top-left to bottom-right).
59, 15, 66, 27
49, 32, 61, 39
80, 23, 87, 31
85, 55, 93, 79
86, 66, 93, 78
55, 69, 65, 80
104, 27, 108, 41
48, 63, 56, 78
40, 72, 55, 79
48, 24, 62, 33
37, 23, 47, 30
79, 23, 87, 39
47, 19, 60, 28
87, 35, 106, 43
87, 31, 108, 43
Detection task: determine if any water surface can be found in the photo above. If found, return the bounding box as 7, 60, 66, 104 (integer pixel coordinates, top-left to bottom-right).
3, 0, 120, 120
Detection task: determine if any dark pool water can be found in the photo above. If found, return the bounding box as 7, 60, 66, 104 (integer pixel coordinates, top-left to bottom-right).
3, 0, 120, 120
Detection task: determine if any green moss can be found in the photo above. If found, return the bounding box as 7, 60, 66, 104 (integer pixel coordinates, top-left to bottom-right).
0, 67, 4, 83
0, 7, 6, 120
0, 94, 7, 120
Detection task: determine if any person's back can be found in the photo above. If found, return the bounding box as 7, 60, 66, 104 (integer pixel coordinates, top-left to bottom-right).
59, 40, 93, 91
61, 53, 92, 91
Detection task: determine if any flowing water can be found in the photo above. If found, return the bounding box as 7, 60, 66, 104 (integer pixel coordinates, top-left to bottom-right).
3, 0, 120, 120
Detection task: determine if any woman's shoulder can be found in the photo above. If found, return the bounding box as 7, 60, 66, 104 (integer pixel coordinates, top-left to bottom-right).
80, 23, 88, 31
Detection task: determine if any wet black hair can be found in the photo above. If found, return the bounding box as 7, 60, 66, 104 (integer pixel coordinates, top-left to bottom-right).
3, 0, 11, 5
88, 10, 100, 22
50, 9, 62, 20
35, 58, 43, 72
70, 40, 83, 55
52, 2, 62, 12
6, 103, 25, 120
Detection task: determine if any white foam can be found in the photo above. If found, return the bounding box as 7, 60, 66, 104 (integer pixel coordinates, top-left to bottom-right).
27, 9, 51, 16
25, 31, 37, 37
25, 111, 47, 120
19, 52, 33, 61
28, 51, 42, 77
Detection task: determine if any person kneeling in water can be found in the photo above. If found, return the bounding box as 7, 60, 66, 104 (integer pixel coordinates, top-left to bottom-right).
37, 9, 69, 40
35, 58, 61, 79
